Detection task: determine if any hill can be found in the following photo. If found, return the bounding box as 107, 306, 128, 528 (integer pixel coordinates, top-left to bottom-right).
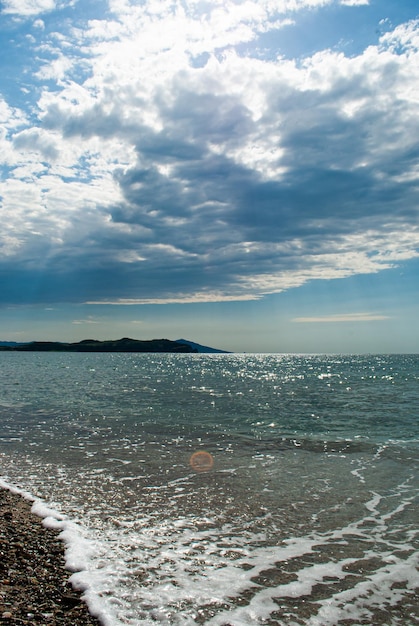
175, 339, 230, 353
0, 338, 196, 353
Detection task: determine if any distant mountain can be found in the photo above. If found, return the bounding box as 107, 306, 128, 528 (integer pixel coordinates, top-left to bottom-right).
0, 338, 196, 353
0, 338, 230, 353
176, 339, 230, 353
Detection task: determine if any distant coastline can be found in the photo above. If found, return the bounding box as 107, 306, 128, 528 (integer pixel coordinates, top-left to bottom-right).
0, 337, 229, 353
0, 338, 194, 353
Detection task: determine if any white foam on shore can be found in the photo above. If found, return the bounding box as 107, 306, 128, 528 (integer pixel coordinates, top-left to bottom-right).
2, 471, 418, 626
304, 550, 419, 626
0, 476, 35, 502
0, 477, 116, 626
68, 488, 418, 625
203, 536, 419, 626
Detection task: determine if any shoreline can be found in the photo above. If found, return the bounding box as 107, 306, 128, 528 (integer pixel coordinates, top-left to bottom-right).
0, 486, 101, 625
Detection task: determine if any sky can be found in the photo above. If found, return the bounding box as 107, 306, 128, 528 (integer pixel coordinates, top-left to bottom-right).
0, 0, 418, 353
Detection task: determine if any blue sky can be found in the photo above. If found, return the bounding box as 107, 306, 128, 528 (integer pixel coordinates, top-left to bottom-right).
0, 0, 418, 353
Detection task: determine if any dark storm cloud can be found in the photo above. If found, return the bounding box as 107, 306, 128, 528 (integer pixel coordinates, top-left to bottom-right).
1, 6, 419, 306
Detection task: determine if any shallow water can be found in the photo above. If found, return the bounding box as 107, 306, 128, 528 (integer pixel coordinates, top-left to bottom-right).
0, 353, 418, 625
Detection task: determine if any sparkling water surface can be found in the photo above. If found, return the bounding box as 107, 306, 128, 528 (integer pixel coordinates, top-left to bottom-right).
0, 353, 418, 625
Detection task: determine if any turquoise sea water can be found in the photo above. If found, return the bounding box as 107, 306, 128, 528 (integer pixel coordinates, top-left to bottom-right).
0, 353, 418, 625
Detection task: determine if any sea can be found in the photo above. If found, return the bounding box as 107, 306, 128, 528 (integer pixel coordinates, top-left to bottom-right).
0, 352, 418, 626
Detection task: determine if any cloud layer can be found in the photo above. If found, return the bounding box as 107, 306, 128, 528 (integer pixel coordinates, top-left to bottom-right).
1, 0, 419, 306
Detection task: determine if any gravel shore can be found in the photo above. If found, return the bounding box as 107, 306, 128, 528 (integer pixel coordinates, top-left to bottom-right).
0, 487, 101, 625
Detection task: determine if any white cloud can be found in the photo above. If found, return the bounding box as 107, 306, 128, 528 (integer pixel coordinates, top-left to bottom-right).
72, 317, 101, 325
13, 127, 60, 160
2, 0, 56, 16
0, 98, 27, 131
340, 0, 369, 6
379, 19, 419, 54
86, 294, 259, 305
292, 313, 391, 323
35, 52, 74, 81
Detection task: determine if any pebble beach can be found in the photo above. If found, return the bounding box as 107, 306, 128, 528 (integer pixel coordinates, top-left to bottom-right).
0, 487, 100, 626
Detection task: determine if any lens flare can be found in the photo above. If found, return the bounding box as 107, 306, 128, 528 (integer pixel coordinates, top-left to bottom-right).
189, 450, 214, 472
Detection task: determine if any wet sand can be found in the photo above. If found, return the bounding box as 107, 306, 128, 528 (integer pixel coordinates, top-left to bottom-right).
0, 487, 101, 625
